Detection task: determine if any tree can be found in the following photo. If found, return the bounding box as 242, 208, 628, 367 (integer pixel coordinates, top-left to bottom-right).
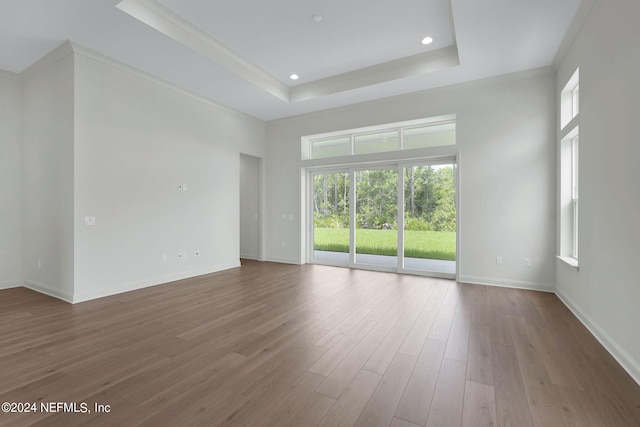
314, 166, 455, 232
431, 167, 456, 231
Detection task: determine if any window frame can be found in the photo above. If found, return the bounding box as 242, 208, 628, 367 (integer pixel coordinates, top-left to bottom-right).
571, 135, 579, 259
558, 68, 580, 268
301, 115, 456, 161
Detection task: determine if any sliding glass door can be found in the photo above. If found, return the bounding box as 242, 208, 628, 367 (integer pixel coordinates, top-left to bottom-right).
311, 171, 350, 267
309, 159, 457, 278
401, 163, 456, 275
354, 167, 398, 270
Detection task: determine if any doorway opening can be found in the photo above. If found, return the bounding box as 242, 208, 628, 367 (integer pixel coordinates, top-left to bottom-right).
240, 153, 262, 260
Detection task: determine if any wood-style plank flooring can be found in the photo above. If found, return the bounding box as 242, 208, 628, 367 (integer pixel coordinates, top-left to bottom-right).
1, 260, 639, 426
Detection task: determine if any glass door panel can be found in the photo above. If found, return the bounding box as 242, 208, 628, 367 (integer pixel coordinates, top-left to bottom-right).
312, 171, 350, 266
354, 168, 398, 268
402, 164, 456, 274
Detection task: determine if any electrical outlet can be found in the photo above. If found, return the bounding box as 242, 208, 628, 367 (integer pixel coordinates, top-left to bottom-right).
524, 258, 531, 267
496, 256, 503, 265
182, 251, 188, 259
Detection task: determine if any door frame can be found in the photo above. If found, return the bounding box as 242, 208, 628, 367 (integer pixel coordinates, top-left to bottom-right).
305, 154, 459, 280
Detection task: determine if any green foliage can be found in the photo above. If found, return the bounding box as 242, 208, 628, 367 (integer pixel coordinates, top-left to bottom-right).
313, 213, 349, 228
314, 228, 456, 261
354, 169, 398, 229
313, 165, 456, 245
311, 167, 456, 262
313, 172, 350, 222
404, 216, 432, 231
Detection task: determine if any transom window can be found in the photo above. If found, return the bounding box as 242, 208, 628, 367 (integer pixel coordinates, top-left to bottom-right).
303, 116, 456, 160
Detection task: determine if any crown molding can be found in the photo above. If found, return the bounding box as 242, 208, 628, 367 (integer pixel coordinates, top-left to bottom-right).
69, 42, 263, 122
116, 0, 459, 104
116, 0, 290, 102
268, 66, 554, 125
15, 39, 262, 122
290, 46, 460, 103
20, 40, 74, 82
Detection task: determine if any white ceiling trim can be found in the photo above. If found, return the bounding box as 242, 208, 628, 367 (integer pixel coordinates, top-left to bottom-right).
20, 41, 74, 82
290, 46, 460, 103
116, 0, 290, 102
16, 39, 260, 121
70, 42, 260, 120
116, 0, 459, 104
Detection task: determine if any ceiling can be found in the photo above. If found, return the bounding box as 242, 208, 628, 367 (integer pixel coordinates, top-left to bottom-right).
0, 0, 582, 120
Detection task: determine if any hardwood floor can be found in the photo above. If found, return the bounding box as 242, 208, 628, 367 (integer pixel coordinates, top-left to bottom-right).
1, 260, 639, 426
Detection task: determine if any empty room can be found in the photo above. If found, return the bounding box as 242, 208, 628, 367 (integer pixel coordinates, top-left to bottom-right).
1, 0, 639, 426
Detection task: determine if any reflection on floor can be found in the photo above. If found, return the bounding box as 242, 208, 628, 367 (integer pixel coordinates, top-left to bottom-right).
313, 250, 456, 275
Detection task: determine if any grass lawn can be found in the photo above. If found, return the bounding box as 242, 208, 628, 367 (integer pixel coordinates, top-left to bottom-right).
314, 227, 456, 261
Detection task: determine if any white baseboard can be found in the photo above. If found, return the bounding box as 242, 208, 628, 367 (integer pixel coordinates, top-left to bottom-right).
23, 280, 74, 303
458, 275, 554, 292
555, 289, 640, 386
240, 253, 259, 260
72, 262, 241, 303
263, 256, 302, 265
0, 279, 22, 290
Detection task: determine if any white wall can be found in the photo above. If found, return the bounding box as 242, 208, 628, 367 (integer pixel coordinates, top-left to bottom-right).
21, 51, 75, 301
72, 51, 265, 302
265, 69, 557, 290
240, 154, 261, 260
556, 0, 640, 383
0, 72, 23, 289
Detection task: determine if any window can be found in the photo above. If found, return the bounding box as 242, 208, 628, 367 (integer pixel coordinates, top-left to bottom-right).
572, 84, 579, 118
570, 135, 579, 258
403, 122, 456, 150
561, 68, 579, 129
302, 115, 458, 279
311, 136, 350, 159
559, 68, 579, 266
354, 131, 398, 155
302, 116, 456, 160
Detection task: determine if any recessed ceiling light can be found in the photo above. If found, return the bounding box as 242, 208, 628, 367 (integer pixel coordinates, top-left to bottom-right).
290, 74, 299, 80
312, 14, 322, 23
421, 36, 434, 45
